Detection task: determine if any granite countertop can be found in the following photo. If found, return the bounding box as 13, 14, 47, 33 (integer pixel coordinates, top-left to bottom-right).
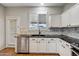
15, 34, 61, 38
60, 35, 79, 44
29, 35, 61, 38
15, 34, 79, 44
16, 34, 79, 51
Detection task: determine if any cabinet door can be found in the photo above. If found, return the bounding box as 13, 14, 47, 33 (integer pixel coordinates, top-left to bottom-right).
56, 38, 61, 53
58, 39, 65, 56
64, 42, 71, 56
37, 38, 47, 53
48, 15, 61, 27
65, 47, 71, 56
47, 38, 57, 53
29, 38, 38, 53
58, 40, 71, 56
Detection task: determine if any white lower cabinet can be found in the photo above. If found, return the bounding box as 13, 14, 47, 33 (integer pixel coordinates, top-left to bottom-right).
29, 38, 71, 56
57, 39, 72, 56
29, 38, 38, 53
37, 38, 47, 53
47, 38, 57, 53
29, 38, 57, 53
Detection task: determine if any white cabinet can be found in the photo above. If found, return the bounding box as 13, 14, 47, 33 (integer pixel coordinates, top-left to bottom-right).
37, 38, 47, 53
47, 38, 57, 53
29, 38, 57, 53
29, 38, 47, 53
29, 38, 38, 53
63, 41, 71, 56
57, 39, 71, 56
29, 38, 71, 56
48, 15, 61, 27
57, 39, 64, 55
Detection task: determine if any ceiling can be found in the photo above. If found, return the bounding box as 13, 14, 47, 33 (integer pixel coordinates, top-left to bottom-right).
1, 3, 66, 7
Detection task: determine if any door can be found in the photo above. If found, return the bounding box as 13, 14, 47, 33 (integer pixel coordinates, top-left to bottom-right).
6, 17, 19, 47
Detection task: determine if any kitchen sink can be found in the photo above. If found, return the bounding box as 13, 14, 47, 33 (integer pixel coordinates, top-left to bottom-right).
31, 35, 46, 37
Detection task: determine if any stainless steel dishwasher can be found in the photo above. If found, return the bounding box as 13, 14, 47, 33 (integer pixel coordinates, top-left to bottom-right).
15, 35, 29, 53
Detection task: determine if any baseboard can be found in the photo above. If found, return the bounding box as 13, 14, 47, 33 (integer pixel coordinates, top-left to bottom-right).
0, 46, 6, 51
6, 44, 15, 48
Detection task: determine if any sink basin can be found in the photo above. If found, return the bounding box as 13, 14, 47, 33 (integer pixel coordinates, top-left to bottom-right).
31, 35, 45, 36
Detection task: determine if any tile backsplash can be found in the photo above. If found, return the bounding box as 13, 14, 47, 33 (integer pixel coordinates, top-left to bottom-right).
49, 27, 79, 39
61, 27, 79, 39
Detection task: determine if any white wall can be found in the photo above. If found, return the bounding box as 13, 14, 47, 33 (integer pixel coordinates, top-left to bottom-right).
62, 3, 76, 12
0, 5, 6, 50
5, 6, 62, 34
5, 6, 63, 47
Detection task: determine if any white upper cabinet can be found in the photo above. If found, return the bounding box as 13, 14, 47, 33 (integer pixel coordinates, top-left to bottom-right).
48, 14, 61, 27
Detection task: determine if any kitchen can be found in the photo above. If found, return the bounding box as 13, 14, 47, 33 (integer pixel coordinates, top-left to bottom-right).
0, 3, 79, 56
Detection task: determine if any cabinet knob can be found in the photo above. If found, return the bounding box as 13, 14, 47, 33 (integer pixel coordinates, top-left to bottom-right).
66, 44, 69, 47
51, 39, 54, 40
32, 39, 35, 40
41, 39, 44, 40
62, 45, 65, 48
60, 40, 62, 43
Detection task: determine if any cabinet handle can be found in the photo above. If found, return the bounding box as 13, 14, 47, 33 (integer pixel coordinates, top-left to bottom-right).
51, 39, 54, 40
60, 40, 62, 43
66, 44, 69, 47
41, 39, 44, 40
32, 39, 35, 40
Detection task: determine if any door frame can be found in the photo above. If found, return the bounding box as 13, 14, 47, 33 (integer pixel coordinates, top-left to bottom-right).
6, 16, 20, 48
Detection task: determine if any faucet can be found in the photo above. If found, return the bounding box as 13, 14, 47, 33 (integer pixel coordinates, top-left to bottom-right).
39, 29, 41, 35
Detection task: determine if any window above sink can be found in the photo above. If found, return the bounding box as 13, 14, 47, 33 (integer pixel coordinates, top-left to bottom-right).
29, 14, 48, 30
